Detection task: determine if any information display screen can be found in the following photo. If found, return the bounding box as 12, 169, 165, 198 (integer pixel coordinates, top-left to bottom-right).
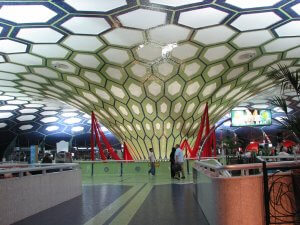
231, 109, 272, 127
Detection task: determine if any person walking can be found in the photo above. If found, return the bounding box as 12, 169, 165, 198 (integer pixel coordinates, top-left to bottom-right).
170, 147, 176, 178
148, 148, 155, 176
174, 144, 185, 179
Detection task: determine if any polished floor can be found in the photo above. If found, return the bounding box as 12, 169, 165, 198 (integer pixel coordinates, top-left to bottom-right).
13, 172, 208, 225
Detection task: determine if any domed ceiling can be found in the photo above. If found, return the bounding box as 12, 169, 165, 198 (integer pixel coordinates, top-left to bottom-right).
0, 0, 299, 160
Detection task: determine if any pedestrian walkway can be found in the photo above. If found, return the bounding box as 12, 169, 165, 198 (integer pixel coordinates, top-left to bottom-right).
13, 174, 208, 225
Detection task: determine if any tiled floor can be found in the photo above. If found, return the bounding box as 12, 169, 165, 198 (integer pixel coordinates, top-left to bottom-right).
13, 173, 208, 225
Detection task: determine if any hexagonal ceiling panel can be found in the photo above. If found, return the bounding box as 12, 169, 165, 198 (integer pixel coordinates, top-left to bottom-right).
0, 0, 299, 160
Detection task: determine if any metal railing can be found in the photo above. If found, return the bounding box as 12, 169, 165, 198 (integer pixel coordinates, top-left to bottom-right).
0, 163, 80, 178
194, 156, 300, 177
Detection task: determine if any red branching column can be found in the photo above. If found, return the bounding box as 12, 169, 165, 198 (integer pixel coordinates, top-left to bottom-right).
90, 112, 95, 161
123, 142, 133, 161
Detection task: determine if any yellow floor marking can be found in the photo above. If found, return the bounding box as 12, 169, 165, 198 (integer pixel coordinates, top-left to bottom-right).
109, 183, 153, 225
84, 183, 144, 225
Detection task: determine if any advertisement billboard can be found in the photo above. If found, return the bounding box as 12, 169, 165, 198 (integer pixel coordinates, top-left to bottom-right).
231, 109, 272, 127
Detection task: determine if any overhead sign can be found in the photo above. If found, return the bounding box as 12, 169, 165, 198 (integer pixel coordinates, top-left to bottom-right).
231, 109, 272, 127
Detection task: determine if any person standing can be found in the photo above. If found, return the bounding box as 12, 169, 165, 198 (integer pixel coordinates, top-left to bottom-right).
148, 148, 155, 176
174, 144, 185, 179
170, 147, 176, 178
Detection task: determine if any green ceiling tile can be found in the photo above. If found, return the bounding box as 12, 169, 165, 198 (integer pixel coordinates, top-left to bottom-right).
202, 61, 229, 82
50, 79, 77, 93
30, 44, 71, 59
192, 25, 237, 46
170, 42, 202, 63
116, 121, 131, 139
137, 137, 148, 159
208, 99, 222, 116
77, 88, 102, 107
98, 46, 133, 67
144, 136, 153, 155
152, 136, 161, 159
249, 53, 282, 70
128, 138, 143, 159
183, 97, 199, 120
166, 135, 175, 159
228, 48, 261, 66
63, 74, 89, 89
127, 99, 144, 121
163, 118, 174, 138
106, 81, 129, 103
141, 97, 157, 121
193, 100, 211, 120
159, 136, 167, 160
189, 117, 202, 137
132, 119, 145, 138
222, 65, 247, 83
31, 66, 62, 80
101, 64, 128, 84
19, 73, 48, 84
182, 76, 204, 101
144, 78, 164, 101
47, 59, 79, 75
95, 106, 116, 124
263, 59, 295, 73
152, 59, 179, 81
200, 43, 234, 64
153, 117, 163, 137
80, 69, 106, 87
165, 75, 185, 101
199, 77, 221, 101
61, 35, 105, 53
127, 139, 143, 159
174, 135, 182, 147
157, 97, 171, 120
170, 96, 186, 120
90, 84, 114, 105
115, 101, 133, 122
123, 120, 138, 139
236, 69, 263, 86
182, 117, 194, 137
173, 117, 184, 138
70, 52, 104, 70
103, 103, 123, 123
178, 59, 205, 81
132, 43, 162, 63
101, 28, 145, 48
212, 79, 236, 102
142, 118, 154, 138
124, 78, 146, 102
125, 61, 151, 82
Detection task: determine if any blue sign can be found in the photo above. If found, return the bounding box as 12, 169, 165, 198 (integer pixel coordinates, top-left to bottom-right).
30, 145, 36, 164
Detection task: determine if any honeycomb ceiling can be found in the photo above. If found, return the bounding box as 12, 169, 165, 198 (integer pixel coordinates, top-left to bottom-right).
0, 0, 300, 159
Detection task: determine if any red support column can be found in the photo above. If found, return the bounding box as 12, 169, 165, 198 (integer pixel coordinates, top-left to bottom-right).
123, 142, 133, 161
90, 112, 95, 161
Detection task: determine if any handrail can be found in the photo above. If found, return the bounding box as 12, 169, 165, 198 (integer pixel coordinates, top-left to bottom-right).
194, 159, 300, 173
74, 158, 203, 163
257, 155, 300, 160
0, 163, 79, 175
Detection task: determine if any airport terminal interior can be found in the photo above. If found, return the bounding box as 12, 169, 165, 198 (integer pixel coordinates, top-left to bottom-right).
0, 1, 300, 225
